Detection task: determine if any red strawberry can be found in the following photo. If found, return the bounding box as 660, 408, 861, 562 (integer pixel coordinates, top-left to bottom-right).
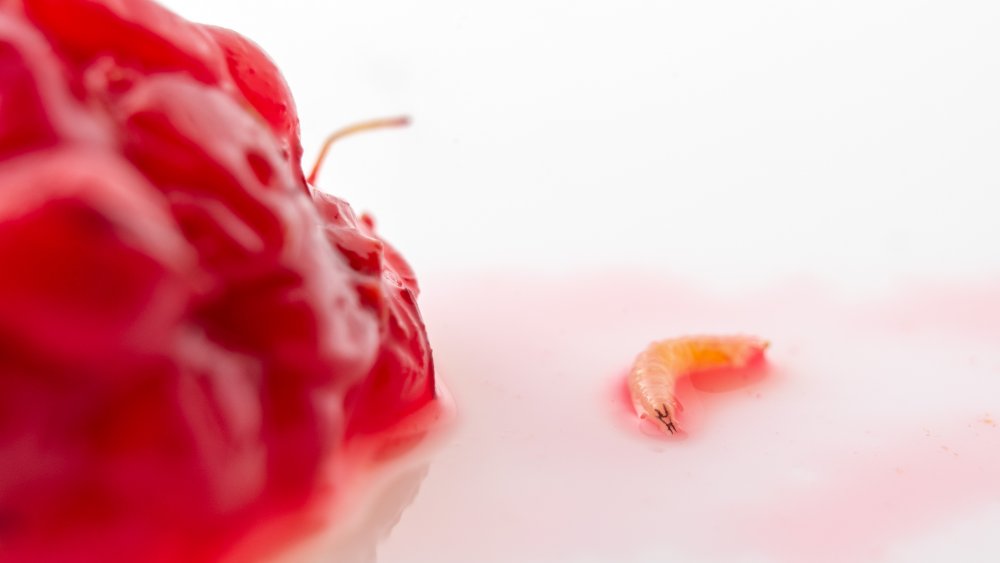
204, 25, 304, 180
311, 195, 436, 439
0, 1, 436, 561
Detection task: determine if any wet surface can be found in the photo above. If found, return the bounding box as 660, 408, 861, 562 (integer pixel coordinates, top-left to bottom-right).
374, 272, 1000, 563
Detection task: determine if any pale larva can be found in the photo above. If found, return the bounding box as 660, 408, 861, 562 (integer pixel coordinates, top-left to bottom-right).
627, 335, 769, 434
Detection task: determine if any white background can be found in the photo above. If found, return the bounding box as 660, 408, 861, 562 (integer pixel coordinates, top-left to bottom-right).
158, 2, 1000, 562
162, 0, 1000, 292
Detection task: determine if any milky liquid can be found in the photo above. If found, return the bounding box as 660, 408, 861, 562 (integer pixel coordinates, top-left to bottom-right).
357, 271, 1000, 563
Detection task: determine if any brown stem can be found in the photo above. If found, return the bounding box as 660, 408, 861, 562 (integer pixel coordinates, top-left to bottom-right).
307, 116, 411, 185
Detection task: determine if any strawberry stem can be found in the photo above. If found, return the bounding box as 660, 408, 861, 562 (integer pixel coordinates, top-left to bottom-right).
307, 116, 411, 185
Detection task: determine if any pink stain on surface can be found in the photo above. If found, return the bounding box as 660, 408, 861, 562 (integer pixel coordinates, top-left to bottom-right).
373, 272, 1000, 563
732, 420, 1000, 562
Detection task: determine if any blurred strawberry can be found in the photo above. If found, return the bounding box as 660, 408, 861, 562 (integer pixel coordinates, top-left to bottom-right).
0, 1, 435, 561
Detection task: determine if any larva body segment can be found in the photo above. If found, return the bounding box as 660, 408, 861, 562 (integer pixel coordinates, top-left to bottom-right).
627, 335, 769, 434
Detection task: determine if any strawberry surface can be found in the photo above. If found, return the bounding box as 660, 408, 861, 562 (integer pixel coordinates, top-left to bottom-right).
0, 1, 435, 561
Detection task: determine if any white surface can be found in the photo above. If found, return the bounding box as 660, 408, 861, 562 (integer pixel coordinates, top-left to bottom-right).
383, 273, 1000, 563
156, 2, 1000, 561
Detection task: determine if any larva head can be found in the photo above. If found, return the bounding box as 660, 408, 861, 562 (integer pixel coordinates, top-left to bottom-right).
652, 402, 679, 435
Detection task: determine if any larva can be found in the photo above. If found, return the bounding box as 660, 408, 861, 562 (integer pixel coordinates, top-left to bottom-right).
627, 335, 769, 434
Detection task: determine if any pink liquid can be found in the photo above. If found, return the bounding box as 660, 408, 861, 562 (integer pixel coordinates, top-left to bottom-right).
364, 271, 1000, 563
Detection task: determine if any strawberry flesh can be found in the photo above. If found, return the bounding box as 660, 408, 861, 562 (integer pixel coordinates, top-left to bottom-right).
0, 1, 436, 561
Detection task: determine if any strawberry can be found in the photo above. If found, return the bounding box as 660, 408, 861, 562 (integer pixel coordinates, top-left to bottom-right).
311, 195, 436, 439
0, 1, 436, 561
